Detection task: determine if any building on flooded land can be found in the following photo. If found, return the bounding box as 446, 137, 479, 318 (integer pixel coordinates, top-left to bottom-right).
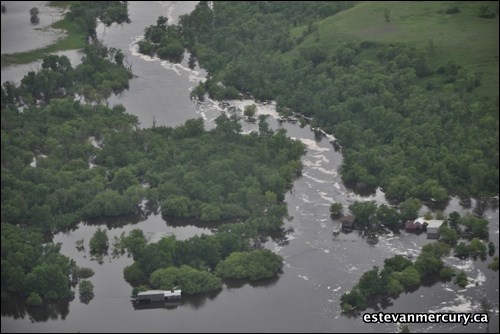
404, 219, 424, 231
424, 219, 444, 239
340, 215, 356, 230
405, 218, 444, 238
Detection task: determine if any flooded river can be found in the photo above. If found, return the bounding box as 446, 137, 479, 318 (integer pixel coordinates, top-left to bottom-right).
1, 1, 498, 332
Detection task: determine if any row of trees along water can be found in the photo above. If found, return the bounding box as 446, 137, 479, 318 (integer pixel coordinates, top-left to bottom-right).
138, 1, 498, 203
1, 2, 308, 305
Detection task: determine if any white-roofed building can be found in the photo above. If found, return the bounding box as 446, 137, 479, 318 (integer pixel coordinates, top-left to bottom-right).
425, 219, 444, 239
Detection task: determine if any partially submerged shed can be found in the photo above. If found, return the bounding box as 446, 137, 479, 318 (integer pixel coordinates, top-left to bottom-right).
341, 215, 356, 229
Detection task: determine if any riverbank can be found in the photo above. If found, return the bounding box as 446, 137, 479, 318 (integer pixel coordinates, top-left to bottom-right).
1, 2, 85, 67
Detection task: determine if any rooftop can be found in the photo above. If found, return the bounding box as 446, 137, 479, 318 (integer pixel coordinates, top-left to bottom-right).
138, 289, 182, 297
413, 218, 444, 229
138, 290, 164, 296
426, 219, 444, 229
341, 215, 356, 224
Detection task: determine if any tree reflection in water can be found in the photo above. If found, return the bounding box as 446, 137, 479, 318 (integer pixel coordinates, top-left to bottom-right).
1, 297, 70, 323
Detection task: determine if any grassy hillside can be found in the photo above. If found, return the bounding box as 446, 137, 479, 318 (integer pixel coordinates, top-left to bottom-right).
176, 2, 499, 200
288, 1, 499, 97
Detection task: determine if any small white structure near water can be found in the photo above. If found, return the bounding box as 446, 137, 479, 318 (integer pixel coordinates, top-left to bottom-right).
414, 218, 444, 239
425, 219, 444, 239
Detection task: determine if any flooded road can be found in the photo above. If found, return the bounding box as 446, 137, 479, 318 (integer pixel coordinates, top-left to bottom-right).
1, 1, 498, 332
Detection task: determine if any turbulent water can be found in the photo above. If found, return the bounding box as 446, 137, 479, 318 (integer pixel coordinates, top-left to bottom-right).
1, 1, 499, 332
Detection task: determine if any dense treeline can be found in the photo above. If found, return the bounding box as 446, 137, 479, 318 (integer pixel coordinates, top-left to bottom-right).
150, 265, 222, 294
146, 1, 499, 201
215, 249, 283, 280
1, 96, 140, 232
2, 94, 302, 298
2, 59, 303, 235
2, 21, 304, 300
2, 2, 133, 304
1, 223, 78, 303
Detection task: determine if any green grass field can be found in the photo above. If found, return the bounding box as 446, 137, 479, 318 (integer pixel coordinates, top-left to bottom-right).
1, 2, 84, 67
287, 1, 499, 97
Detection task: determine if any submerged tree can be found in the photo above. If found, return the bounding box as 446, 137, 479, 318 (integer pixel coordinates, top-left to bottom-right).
454, 271, 468, 288
29, 7, 39, 16
89, 228, 109, 258
79, 280, 94, 304
26, 292, 43, 306
30, 7, 39, 24
330, 202, 343, 218
244, 104, 257, 120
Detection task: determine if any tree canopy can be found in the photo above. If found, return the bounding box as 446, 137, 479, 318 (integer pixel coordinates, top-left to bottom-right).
156, 1, 499, 202
215, 249, 283, 280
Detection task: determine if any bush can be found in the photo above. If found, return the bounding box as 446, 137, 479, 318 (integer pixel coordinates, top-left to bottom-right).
124, 262, 147, 285
244, 104, 257, 119
26, 292, 43, 306
455, 242, 470, 258
396, 266, 421, 290
488, 256, 499, 271
340, 289, 367, 313
330, 202, 343, 218
384, 255, 412, 272
79, 280, 94, 304
138, 40, 156, 56
150, 265, 222, 294
200, 203, 221, 221
469, 238, 487, 259
215, 249, 283, 280
488, 242, 495, 256
454, 271, 468, 288
439, 225, 458, 245
78, 267, 95, 279
157, 40, 185, 63
44, 290, 59, 301
161, 195, 193, 218
439, 266, 455, 281
89, 228, 109, 257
